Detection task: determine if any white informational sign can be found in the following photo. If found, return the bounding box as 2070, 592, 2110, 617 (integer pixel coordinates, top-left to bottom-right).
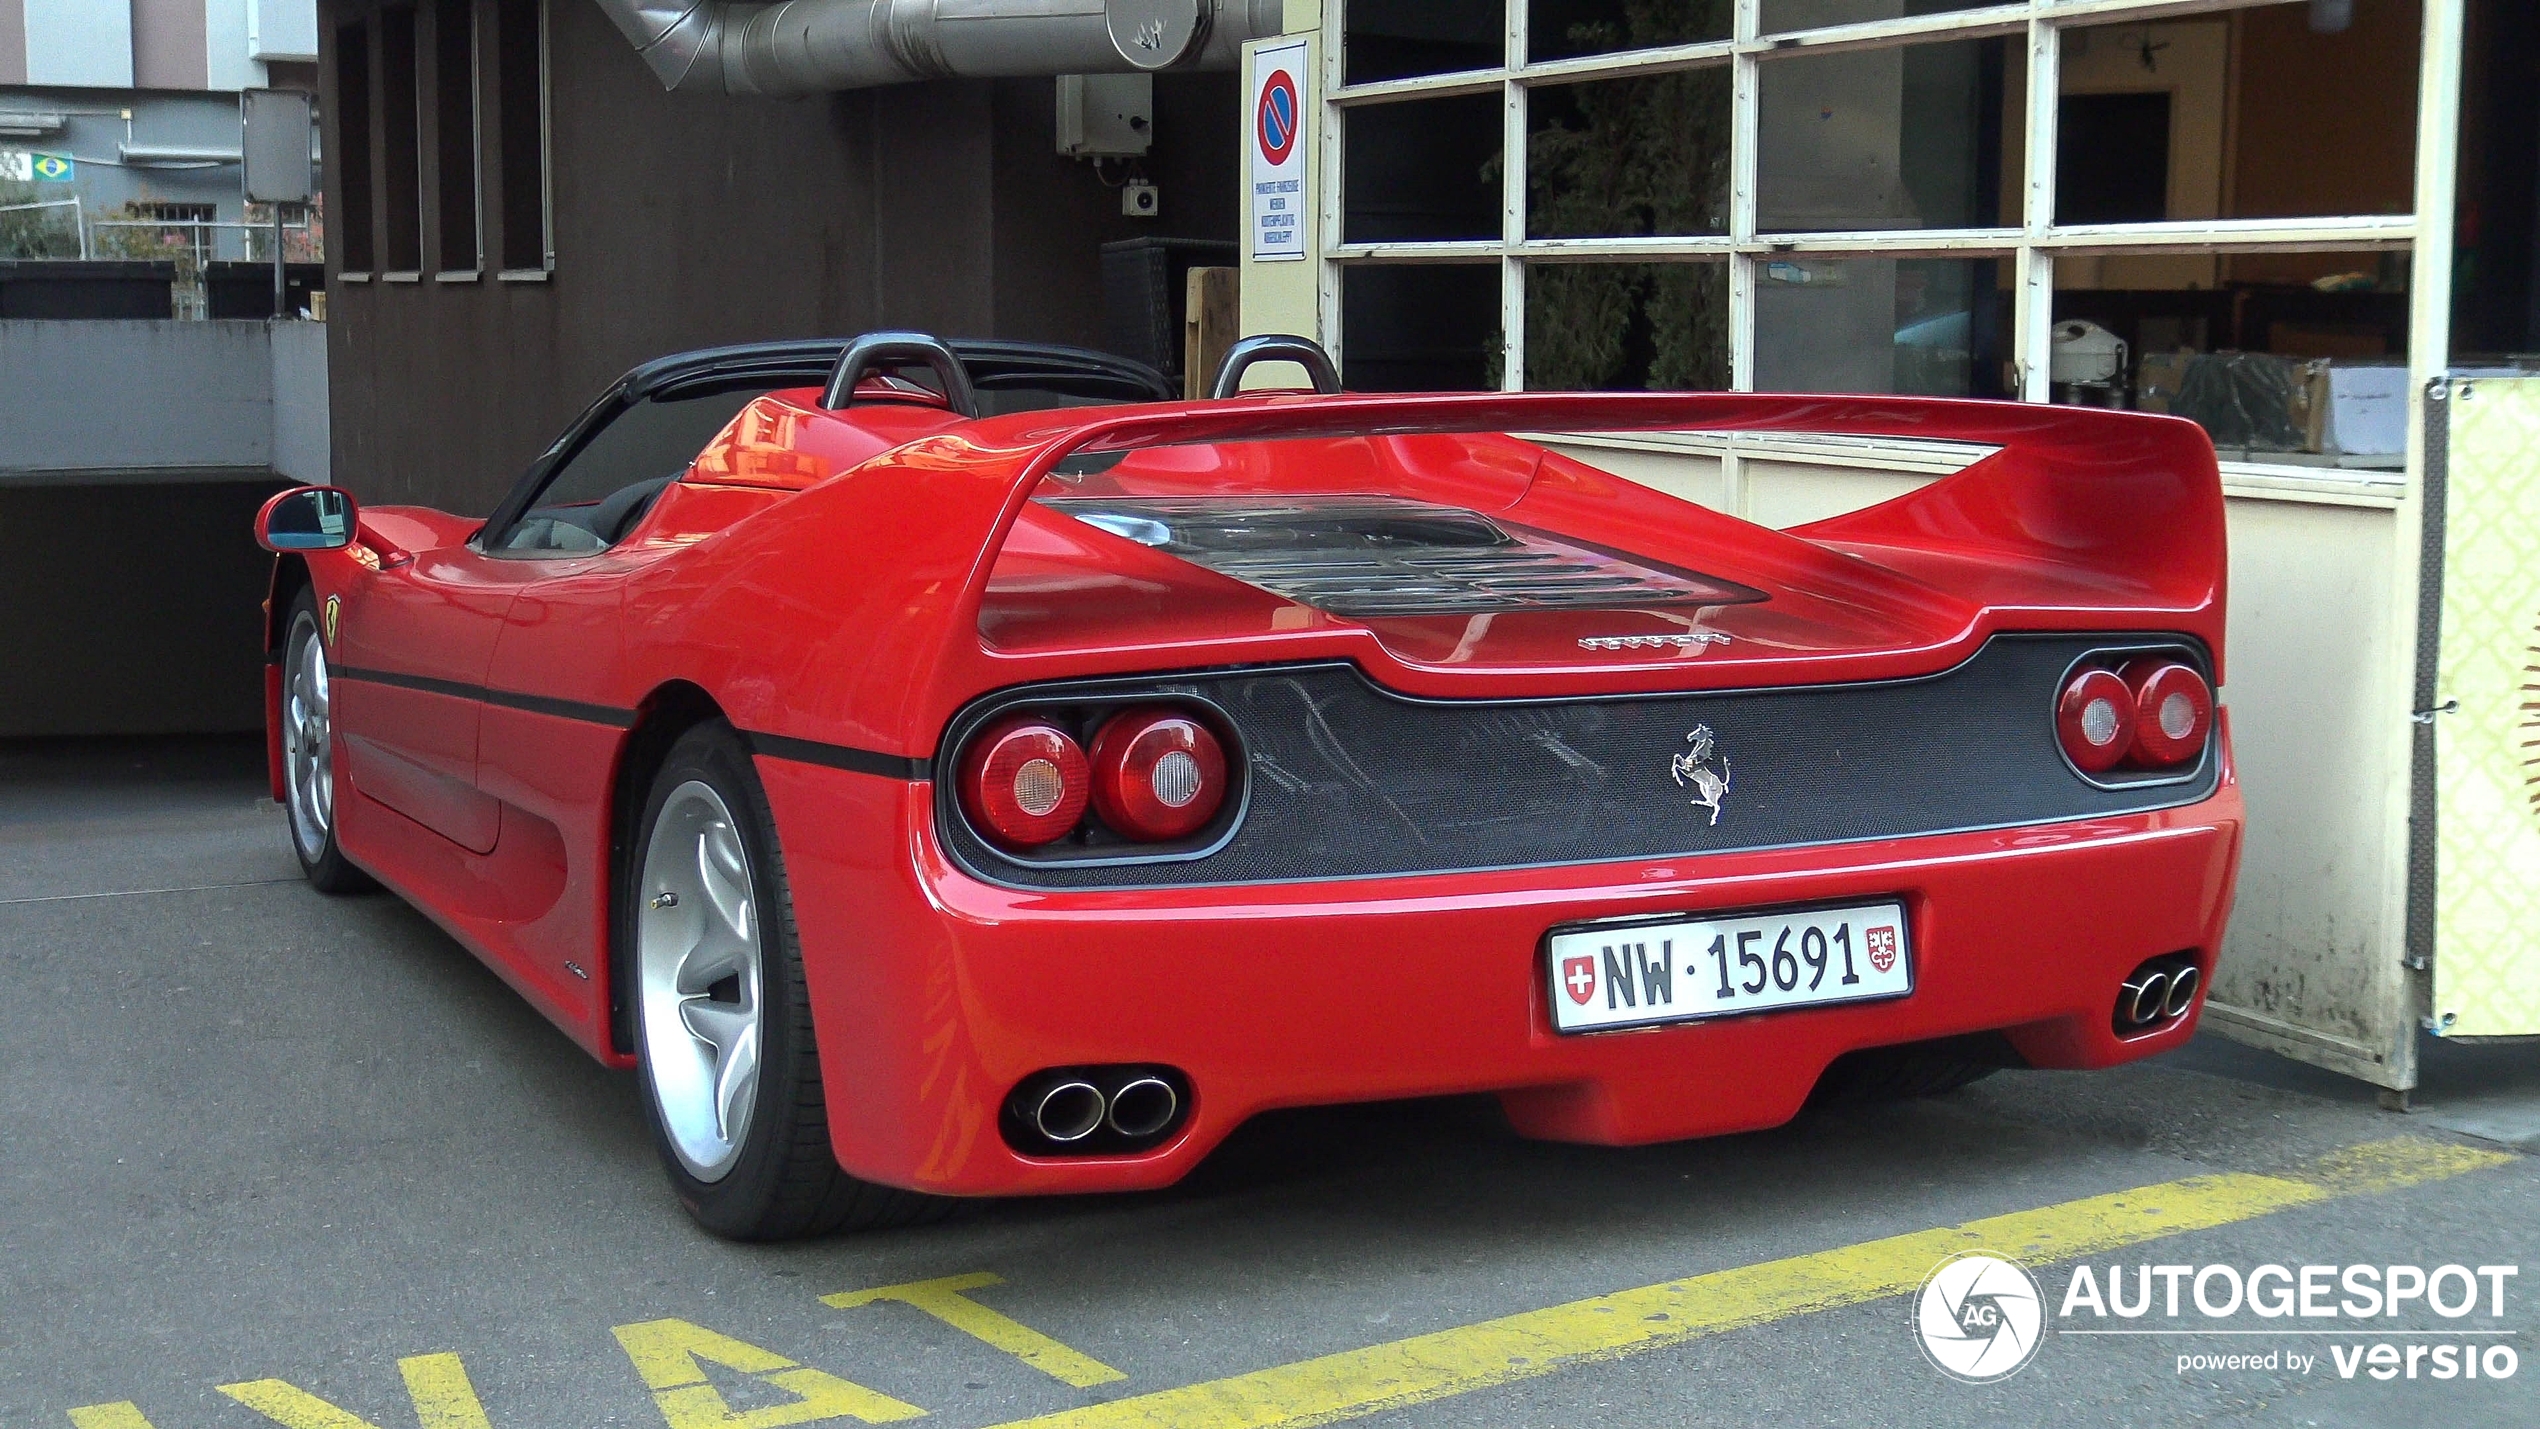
1248, 40, 1308, 263
2325, 365, 2409, 456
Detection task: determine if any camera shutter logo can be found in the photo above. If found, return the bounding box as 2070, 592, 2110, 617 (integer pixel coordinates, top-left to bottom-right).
1914, 1252, 2045, 1383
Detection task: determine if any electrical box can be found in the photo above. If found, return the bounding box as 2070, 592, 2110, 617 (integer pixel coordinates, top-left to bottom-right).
1056, 74, 1152, 159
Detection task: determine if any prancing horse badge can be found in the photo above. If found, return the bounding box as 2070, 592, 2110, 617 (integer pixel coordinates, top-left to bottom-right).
1670, 724, 1731, 825
323, 594, 341, 647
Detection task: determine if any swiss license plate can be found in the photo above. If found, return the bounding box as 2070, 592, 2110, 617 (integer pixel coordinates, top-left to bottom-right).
1546, 902, 1912, 1033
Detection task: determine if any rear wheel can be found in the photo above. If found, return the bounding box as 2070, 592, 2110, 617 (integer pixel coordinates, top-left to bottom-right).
280, 590, 375, 894
627, 721, 945, 1239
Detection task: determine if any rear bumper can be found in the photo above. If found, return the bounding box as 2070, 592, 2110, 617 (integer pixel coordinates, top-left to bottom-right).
761, 751, 2243, 1197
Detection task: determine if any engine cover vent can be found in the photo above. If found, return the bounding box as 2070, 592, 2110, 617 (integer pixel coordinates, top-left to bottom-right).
1041, 495, 1763, 618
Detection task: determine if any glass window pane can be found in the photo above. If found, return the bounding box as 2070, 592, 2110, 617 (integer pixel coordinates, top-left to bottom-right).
1346, 0, 1502, 86
1753, 257, 2010, 396
1526, 0, 1728, 64
540, 389, 768, 511
1527, 68, 1730, 239
1524, 262, 1728, 391
1761, 0, 2001, 37
2053, 250, 2409, 464
2451, 0, 2540, 363
2051, 4, 2418, 226
1341, 265, 1502, 391
1757, 35, 2010, 233
492, 386, 769, 553
1344, 94, 1504, 244
333, 20, 374, 271
379, 5, 422, 272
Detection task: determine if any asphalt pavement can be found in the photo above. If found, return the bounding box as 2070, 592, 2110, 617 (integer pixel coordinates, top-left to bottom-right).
3, 736, 2535, 1428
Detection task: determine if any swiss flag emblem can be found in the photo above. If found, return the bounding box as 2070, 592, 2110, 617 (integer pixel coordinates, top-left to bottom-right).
1561, 955, 1597, 1006
1866, 926, 1899, 973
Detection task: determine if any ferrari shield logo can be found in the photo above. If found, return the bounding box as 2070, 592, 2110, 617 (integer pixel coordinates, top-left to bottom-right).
322, 594, 340, 647
1560, 955, 1597, 1006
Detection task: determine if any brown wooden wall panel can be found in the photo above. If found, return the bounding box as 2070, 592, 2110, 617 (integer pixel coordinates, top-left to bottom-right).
317, 0, 1237, 517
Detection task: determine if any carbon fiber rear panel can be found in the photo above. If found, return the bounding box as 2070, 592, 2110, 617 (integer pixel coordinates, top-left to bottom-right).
937, 634, 2220, 890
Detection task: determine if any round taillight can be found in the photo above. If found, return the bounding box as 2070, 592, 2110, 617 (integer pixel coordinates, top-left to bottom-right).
1089, 707, 1228, 843
959, 717, 1089, 850
2057, 667, 2137, 773
2124, 660, 2212, 766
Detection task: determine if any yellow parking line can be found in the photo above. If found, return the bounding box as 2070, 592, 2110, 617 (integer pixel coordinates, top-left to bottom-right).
989, 1137, 2511, 1429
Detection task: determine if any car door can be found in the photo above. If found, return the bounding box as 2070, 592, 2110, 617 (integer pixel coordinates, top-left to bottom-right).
332, 527, 518, 854
329, 375, 697, 858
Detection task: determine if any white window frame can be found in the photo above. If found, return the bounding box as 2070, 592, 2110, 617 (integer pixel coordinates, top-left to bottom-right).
1314, 0, 2460, 454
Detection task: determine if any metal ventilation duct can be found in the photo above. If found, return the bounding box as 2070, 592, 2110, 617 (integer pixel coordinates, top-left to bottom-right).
597, 0, 1282, 95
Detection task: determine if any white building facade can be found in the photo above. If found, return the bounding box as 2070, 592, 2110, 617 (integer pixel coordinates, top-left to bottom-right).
1, 0, 320, 258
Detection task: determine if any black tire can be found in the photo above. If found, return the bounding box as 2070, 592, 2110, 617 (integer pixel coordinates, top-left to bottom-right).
279, 589, 377, 894
625, 720, 948, 1239
1809, 1033, 2009, 1105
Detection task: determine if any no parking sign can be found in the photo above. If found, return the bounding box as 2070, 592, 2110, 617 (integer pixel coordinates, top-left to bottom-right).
1248, 40, 1308, 262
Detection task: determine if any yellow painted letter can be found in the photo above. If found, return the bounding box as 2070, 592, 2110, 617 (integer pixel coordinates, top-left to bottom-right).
220, 1354, 492, 1429
611, 1318, 924, 1429
823, 1273, 1125, 1389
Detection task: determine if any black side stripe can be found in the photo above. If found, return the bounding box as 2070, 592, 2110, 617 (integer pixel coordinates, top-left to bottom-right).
333, 665, 638, 730
331, 665, 929, 778
745, 732, 932, 781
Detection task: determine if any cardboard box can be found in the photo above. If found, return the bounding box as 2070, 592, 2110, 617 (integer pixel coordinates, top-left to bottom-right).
2137, 351, 2193, 415
2290, 358, 2331, 454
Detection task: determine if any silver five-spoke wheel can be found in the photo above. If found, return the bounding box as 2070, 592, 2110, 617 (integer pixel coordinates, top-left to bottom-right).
283, 615, 334, 863
638, 781, 765, 1182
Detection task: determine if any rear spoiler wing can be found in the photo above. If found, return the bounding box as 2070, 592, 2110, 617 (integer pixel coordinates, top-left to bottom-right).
710, 392, 2224, 758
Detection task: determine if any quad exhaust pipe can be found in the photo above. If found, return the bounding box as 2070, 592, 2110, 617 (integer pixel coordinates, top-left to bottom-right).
1104, 1076, 1181, 1138
1028, 1080, 1107, 1143
1007, 1066, 1189, 1154
2115, 955, 2202, 1036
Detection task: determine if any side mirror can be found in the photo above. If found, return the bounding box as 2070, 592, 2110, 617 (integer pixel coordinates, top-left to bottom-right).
256, 485, 357, 552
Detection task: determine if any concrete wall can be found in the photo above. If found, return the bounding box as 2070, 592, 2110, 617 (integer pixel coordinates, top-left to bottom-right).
0, 317, 327, 477
0, 316, 328, 737
3, 319, 271, 471
268, 316, 329, 481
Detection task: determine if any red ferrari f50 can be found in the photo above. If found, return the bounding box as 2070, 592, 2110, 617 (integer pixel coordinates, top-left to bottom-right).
257, 333, 2241, 1239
